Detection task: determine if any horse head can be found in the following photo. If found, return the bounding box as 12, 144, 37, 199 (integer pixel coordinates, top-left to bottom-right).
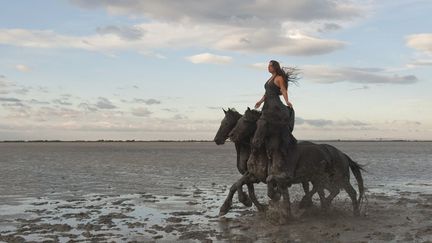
214, 108, 242, 145
229, 107, 261, 143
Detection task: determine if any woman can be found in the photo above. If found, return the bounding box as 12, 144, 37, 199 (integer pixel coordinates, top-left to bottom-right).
255, 60, 292, 109
253, 60, 297, 192
254, 60, 295, 132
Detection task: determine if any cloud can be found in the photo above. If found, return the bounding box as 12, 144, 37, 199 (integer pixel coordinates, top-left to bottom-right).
388, 120, 421, 126
186, 53, 233, 64
214, 29, 346, 56
173, 114, 188, 120
162, 108, 178, 112
0, 0, 366, 56
34, 107, 81, 119
13, 87, 30, 95
95, 97, 117, 109
302, 65, 418, 84
69, 0, 364, 24
0, 97, 21, 102
131, 107, 152, 117
349, 85, 369, 91
0, 25, 345, 56
317, 23, 342, 33
78, 102, 98, 112
0, 75, 13, 88
249, 63, 268, 70
15, 64, 31, 72
132, 98, 161, 105
207, 106, 223, 110
52, 99, 73, 106
407, 59, 432, 67
406, 33, 432, 53
296, 117, 369, 127
96, 25, 145, 40
29, 99, 50, 105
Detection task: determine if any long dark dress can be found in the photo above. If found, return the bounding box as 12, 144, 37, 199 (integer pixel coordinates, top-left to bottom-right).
261, 76, 295, 132
257, 76, 297, 181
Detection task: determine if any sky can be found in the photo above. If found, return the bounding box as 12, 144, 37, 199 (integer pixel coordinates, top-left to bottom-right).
0, 0, 431, 141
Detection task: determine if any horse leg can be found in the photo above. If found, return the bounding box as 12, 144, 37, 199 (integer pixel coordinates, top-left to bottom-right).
246, 183, 267, 212
325, 187, 340, 208
299, 181, 314, 208
266, 176, 281, 202
344, 181, 360, 216
299, 182, 316, 209
237, 149, 252, 207
237, 182, 252, 207
219, 174, 248, 216
280, 185, 292, 220
316, 186, 329, 211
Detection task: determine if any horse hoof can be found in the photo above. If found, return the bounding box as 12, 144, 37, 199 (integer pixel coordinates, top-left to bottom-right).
353, 209, 360, 216
240, 197, 253, 207
257, 204, 268, 212
238, 193, 253, 207
219, 207, 230, 216
219, 202, 231, 216
299, 199, 313, 209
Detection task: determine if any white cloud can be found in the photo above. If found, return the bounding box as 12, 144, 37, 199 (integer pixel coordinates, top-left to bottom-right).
296, 117, 369, 127
0, 25, 345, 56
15, 64, 31, 72
249, 63, 268, 70
186, 53, 232, 64
405, 33, 432, 68
406, 33, 432, 53
69, 0, 364, 24
95, 97, 117, 109
215, 28, 346, 56
131, 107, 152, 117
0, 75, 13, 88
132, 98, 161, 105
302, 65, 418, 84
0, 0, 366, 56
407, 59, 432, 68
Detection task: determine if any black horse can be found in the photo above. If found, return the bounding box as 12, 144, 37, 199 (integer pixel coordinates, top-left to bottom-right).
213, 108, 259, 209
215, 108, 310, 216
230, 108, 365, 216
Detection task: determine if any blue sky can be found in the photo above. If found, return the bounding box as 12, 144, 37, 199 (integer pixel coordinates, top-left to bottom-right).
0, 0, 431, 140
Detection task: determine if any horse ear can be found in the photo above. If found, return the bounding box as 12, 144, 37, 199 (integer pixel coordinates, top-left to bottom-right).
223, 108, 227, 114
247, 107, 251, 111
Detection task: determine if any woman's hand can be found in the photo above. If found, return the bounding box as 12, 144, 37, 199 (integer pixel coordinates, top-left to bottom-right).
286, 101, 293, 108
255, 101, 262, 109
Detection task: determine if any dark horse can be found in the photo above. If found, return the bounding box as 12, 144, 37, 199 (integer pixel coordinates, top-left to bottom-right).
213, 108, 262, 210
226, 108, 365, 216
255, 110, 365, 216
214, 108, 310, 216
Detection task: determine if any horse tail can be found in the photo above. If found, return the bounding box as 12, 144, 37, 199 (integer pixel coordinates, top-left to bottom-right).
347, 156, 365, 204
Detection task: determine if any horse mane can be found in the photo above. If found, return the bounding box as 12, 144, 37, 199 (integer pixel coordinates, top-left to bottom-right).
244, 109, 261, 122
226, 108, 242, 120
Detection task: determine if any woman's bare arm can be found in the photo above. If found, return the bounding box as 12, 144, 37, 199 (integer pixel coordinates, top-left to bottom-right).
255, 94, 265, 109
275, 76, 293, 107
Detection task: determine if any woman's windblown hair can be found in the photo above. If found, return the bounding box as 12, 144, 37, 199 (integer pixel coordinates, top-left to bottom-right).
270, 60, 300, 87
282, 66, 300, 87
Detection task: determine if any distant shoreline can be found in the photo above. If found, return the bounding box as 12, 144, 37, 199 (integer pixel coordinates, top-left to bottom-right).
1, 139, 431, 143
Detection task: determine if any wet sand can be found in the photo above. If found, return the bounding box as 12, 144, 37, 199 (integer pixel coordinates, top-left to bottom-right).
1, 142, 431, 242
1, 185, 431, 242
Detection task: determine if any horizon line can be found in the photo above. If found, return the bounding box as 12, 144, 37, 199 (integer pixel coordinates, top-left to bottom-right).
1, 139, 431, 143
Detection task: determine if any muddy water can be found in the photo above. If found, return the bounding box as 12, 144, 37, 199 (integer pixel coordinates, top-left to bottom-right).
0, 141, 431, 242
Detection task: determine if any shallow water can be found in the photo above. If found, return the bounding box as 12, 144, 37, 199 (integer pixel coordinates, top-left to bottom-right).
0, 141, 431, 203
0, 141, 431, 201
0, 141, 431, 242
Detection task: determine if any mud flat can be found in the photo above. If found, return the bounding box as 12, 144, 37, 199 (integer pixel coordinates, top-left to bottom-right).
1, 185, 431, 242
